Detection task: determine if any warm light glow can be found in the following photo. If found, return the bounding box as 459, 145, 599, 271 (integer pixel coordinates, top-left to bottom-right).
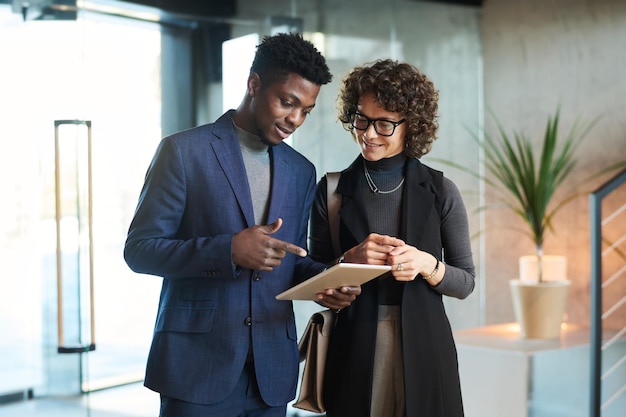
506, 322, 521, 333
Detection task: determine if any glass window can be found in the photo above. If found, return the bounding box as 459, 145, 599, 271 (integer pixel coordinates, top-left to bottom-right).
0, 6, 162, 396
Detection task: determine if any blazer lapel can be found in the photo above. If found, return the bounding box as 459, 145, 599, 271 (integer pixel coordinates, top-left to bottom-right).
211, 113, 255, 227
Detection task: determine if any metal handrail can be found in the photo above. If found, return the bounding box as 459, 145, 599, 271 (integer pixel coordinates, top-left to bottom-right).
589, 168, 626, 417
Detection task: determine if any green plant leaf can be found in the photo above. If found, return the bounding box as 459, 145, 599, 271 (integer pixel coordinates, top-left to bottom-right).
429, 107, 625, 282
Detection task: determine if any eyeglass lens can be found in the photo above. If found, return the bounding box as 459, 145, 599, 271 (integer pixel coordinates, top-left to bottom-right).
351, 113, 402, 136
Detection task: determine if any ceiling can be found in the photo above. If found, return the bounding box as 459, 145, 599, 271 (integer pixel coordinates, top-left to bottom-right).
119, 0, 482, 21
120, 0, 236, 19
4, 0, 481, 23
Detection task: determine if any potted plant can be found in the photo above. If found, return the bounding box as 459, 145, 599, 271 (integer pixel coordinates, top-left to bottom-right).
437, 107, 625, 338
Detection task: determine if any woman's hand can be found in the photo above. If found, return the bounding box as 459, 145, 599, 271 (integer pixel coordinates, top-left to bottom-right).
315, 234, 403, 311
342, 233, 405, 265
387, 244, 444, 284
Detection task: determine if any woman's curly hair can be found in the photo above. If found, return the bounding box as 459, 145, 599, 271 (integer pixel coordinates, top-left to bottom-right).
337, 59, 439, 158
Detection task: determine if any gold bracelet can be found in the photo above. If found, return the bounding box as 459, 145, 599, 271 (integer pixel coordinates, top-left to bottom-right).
423, 258, 440, 280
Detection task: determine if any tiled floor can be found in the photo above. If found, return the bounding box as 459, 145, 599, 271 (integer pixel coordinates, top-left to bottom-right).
0, 383, 160, 417
0, 384, 323, 417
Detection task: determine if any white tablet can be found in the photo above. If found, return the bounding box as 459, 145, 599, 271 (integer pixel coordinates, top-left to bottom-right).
276, 263, 391, 301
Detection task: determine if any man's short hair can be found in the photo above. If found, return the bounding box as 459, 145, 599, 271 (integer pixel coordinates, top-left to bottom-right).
251, 32, 332, 86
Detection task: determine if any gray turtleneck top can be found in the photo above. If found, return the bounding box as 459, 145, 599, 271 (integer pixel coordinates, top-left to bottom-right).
233, 122, 270, 225
356, 153, 475, 304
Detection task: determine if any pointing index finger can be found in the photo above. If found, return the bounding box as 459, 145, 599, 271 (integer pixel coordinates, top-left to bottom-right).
284, 242, 307, 257
273, 239, 307, 257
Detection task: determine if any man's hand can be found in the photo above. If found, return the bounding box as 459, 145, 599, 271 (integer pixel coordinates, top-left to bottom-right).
316, 286, 362, 310
232, 218, 306, 272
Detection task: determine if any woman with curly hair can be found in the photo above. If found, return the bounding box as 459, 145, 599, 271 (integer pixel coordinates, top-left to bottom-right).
310, 59, 475, 417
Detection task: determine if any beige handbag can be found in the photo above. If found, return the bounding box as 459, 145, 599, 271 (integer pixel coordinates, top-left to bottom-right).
293, 309, 336, 412
293, 172, 341, 413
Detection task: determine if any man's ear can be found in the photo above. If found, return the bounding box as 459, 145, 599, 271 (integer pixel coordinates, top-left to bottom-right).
247, 72, 261, 96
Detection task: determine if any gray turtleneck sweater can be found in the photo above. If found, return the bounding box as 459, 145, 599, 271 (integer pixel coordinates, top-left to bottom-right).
233, 122, 270, 225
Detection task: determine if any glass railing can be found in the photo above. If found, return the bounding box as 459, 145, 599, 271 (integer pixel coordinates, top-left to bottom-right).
589, 168, 626, 417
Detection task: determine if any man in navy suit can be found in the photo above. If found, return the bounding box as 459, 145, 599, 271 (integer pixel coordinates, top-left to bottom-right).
124, 33, 359, 416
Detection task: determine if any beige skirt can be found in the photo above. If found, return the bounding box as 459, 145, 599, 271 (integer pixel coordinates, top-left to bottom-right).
370, 305, 406, 417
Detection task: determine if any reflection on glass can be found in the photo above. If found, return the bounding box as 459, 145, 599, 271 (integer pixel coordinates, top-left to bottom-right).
54, 121, 94, 354
0, 7, 163, 398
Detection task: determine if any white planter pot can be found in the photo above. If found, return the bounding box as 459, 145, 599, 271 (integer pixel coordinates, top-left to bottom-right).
509, 279, 570, 339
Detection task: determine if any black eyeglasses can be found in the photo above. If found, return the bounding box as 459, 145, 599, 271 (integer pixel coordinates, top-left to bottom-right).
349, 112, 406, 137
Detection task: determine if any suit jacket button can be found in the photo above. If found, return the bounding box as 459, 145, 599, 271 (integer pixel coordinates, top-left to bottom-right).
253, 273, 261, 281
244, 317, 252, 326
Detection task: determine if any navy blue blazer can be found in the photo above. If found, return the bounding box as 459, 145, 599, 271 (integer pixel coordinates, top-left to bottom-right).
124, 110, 325, 406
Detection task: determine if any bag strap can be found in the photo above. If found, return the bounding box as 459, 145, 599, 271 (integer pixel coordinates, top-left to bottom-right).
326, 172, 342, 259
